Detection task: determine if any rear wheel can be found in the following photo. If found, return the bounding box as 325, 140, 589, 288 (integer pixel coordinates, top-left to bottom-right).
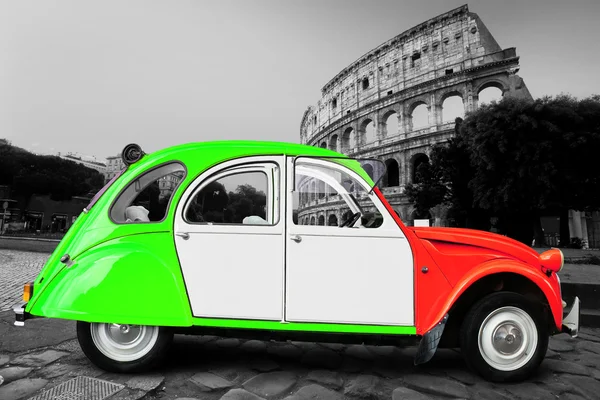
459, 292, 548, 382
77, 321, 173, 372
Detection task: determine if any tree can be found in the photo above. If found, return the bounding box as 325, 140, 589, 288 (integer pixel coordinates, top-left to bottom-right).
404, 95, 600, 246
0, 142, 105, 203
404, 148, 448, 220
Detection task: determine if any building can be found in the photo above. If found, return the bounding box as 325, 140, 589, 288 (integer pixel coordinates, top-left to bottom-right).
57, 152, 107, 174
105, 154, 125, 183
299, 4, 532, 227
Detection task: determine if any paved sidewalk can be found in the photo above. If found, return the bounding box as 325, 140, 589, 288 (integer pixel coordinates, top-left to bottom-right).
0, 251, 48, 312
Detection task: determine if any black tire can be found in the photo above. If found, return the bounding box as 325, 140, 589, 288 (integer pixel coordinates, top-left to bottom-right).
459, 291, 549, 382
77, 321, 173, 373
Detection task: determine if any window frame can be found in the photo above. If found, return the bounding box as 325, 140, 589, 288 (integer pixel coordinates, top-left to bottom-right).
182, 162, 280, 227
108, 161, 187, 225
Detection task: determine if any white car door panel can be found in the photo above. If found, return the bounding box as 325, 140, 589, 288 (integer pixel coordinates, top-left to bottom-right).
285, 157, 414, 326
174, 157, 285, 321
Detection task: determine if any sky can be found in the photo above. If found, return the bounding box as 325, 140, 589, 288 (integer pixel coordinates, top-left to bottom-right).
1, 0, 599, 161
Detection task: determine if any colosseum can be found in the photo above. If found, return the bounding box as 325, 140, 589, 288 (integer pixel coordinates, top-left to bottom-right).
298, 4, 532, 227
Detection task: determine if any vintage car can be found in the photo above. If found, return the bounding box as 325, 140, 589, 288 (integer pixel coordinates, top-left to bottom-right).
14, 141, 579, 382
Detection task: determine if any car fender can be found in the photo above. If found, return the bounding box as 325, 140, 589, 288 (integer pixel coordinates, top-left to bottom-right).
424, 258, 563, 333
27, 233, 193, 327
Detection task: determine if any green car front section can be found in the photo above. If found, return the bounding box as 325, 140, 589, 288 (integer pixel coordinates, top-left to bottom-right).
16, 141, 416, 336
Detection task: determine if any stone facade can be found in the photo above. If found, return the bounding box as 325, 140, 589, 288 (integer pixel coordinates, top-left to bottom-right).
105, 154, 125, 183
300, 5, 532, 225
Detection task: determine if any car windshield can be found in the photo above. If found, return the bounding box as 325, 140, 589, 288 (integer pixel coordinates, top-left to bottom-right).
84, 168, 127, 212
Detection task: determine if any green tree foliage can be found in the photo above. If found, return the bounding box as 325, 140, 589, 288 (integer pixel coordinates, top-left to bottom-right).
0, 142, 105, 201
405, 94, 600, 245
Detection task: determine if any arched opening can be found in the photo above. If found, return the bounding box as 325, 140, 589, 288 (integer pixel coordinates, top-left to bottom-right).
363, 163, 375, 180
384, 159, 400, 187
411, 103, 428, 130
318, 180, 325, 199
411, 153, 430, 184
310, 181, 316, 202
310, 216, 316, 225
328, 214, 338, 226
362, 77, 370, 90
360, 119, 376, 145
320, 142, 327, 149
342, 127, 354, 152
442, 95, 464, 123
384, 111, 399, 137
329, 134, 339, 152
478, 86, 504, 106
318, 215, 325, 226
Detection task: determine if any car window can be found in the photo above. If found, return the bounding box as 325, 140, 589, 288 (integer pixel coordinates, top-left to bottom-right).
185, 166, 278, 225
110, 163, 185, 223
293, 159, 383, 228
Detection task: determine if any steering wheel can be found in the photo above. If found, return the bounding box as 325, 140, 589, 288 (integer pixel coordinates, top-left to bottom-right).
340, 212, 361, 228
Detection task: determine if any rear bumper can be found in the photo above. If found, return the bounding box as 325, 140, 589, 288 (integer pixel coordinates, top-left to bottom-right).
13, 301, 30, 326
561, 296, 580, 337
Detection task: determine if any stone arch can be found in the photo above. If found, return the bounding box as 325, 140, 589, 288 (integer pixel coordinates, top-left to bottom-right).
318, 215, 325, 226
440, 90, 465, 123
408, 100, 429, 130
328, 214, 338, 226
318, 180, 326, 199
384, 158, 400, 187
475, 79, 507, 96
341, 127, 354, 152
320, 142, 327, 148
363, 162, 375, 181
359, 118, 376, 145
310, 216, 316, 225
310, 180, 317, 201
329, 134, 339, 152
381, 109, 399, 137
476, 80, 506, 106
410, 153, 430, 184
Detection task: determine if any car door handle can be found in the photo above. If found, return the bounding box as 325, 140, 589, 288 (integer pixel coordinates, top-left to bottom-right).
175, 232, 190, 240
290, 235, 302, 243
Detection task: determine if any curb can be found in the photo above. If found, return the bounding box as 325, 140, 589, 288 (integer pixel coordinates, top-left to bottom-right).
0, 236, 61, 243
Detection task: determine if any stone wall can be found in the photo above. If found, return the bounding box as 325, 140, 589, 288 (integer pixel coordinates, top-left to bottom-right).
299, 4, 532, 226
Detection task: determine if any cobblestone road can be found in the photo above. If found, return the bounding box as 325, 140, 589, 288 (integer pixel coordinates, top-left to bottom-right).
2, 249, 600, 399
0, 250, 48, 312
2, 319, 600, 400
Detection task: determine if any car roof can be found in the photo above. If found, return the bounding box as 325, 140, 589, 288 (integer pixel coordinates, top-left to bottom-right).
147, 140, 344, 159
120, 140, 373, 186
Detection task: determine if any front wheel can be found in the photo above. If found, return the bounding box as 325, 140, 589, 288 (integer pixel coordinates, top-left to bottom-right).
459, 292, 549, 382
77, 321, 173, 373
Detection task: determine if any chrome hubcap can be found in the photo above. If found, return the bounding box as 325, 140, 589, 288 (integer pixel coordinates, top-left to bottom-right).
492, 323, 523, 354
91, 323, 159, 362
478, 306, 538, 371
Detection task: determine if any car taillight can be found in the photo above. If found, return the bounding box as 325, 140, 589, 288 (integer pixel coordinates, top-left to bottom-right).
539, 248, 564, 273
23, 282, 33, 302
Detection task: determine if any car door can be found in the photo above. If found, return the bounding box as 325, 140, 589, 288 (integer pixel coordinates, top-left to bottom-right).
174, 156, 285, 321
284, 156, 414, 326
